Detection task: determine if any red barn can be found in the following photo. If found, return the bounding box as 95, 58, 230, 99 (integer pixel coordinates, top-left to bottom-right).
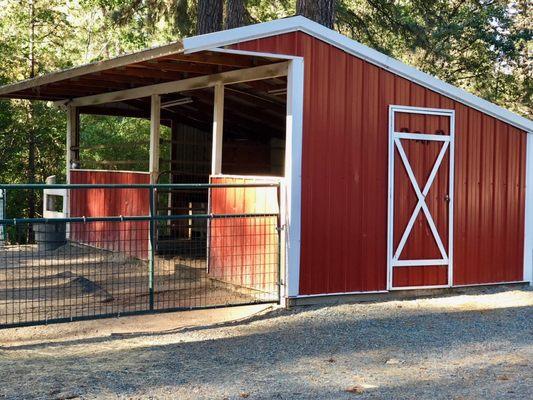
1, 16, 531, 307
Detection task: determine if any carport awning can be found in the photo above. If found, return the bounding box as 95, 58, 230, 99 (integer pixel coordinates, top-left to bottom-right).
0, 41, 282, 102
0, 41, 289, 136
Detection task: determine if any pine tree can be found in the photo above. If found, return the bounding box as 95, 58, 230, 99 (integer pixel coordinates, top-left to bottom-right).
196, 0, 223, 34
226, 0, 248, 29
296, 0, 336, 28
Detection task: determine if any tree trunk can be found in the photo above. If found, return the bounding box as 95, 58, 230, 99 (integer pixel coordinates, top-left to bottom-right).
225, 0, 248, 29
196, 0, 223, 34
296, 0, 336, 29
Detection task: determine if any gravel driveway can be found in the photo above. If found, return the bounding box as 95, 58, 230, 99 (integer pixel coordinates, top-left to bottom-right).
0, 286, 531, 399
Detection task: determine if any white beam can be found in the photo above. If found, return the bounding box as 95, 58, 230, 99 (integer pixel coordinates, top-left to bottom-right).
285, 58, 304, 298
60, 62, 289, 108
149, 94, 161, 184
211, 84, 224, 174
525, 132, 533, 285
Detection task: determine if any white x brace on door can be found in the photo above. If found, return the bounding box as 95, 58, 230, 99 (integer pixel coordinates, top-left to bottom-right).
387, 105, 455, 290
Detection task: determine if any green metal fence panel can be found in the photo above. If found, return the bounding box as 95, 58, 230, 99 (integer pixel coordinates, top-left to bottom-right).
0, 183, 281, 328
0, 189, 4, 244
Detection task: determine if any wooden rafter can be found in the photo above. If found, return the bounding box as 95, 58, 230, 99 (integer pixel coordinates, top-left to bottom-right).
107, 67, 187, 81
165, 52, 261, 68
58, 80, 132, 91
82, 73, 156, 86
224, 86, 286, 109
134, 60, 225, 75
181, 88, 286, 129
60, 62, 290, 108
0, 41, 184, 96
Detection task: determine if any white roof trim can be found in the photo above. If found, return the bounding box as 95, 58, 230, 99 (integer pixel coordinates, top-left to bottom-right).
184, 16, 532, 133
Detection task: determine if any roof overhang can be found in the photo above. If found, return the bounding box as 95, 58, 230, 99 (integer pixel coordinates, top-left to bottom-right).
0, 41, 185, 100
0, 42, 290, 136
183, 16, 532, 133
0, 42, 287, 104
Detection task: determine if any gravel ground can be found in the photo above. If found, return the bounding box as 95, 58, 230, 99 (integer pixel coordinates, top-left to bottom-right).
0, 286, 532, 400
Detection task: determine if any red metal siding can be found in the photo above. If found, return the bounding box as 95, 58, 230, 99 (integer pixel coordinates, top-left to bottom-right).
234, 32, 527, 294
209, 176, 279, 292
70, 170, 150, 259
393, 266, 448, 288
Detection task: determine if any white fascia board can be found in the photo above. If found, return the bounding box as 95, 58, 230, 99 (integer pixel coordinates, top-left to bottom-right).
184, 16, 532, 133
284, 57, 304, 298
524, 133, 533, 284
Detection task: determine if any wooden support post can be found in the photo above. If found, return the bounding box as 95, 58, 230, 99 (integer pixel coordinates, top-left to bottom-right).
170, 119, 179, 183
148, 95, 161, 285
150, 94, 161, 184
65, 106, 78, 238
66, 106, 78, 185
169, 120, 181, 234
211, 83, 224, 175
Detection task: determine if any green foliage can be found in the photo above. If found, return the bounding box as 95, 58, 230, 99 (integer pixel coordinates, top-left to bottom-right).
79, 115, 151, 171
79, 115, 170, 172
337, 0, 532, 116
246, 0, 294, 22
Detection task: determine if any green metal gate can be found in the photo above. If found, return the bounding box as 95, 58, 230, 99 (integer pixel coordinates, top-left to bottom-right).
0, 183, 281, 328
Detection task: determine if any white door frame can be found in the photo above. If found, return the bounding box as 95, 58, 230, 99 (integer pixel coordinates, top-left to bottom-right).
387, 105, 455, 290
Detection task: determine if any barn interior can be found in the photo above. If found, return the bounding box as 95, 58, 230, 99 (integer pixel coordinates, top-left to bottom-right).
74, 78, 287, 256
75, 77, 287, 203
76, 77, 287, 180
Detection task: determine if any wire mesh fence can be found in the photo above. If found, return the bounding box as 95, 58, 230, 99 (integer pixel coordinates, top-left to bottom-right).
0, 183, 280, 328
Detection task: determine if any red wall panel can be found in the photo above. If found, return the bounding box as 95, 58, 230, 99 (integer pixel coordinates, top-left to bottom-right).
233, 32, 527, 294
70, 170, 150, 259
208, 176, 279, 293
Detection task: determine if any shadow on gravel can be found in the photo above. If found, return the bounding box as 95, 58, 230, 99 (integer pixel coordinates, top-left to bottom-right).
0, 300, 531, 399
1, 287, 530, 352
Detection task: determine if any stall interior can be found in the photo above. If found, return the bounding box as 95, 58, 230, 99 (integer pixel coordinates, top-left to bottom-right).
68, 77, 287, 302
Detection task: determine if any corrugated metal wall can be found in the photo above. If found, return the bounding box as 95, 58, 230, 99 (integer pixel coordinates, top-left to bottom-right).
233, 32, 527, 295
209, 176, 279, 291
70, 170, 150, 259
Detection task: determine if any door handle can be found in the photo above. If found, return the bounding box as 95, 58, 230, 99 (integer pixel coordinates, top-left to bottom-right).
444, 194, 450, 202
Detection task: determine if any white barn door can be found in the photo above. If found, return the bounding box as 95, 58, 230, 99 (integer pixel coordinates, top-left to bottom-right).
387, 106, 455, 290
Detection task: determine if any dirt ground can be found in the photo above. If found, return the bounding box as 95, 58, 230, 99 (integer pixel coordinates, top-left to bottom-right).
0, 243, 271, 327
0, 286, 532, 400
